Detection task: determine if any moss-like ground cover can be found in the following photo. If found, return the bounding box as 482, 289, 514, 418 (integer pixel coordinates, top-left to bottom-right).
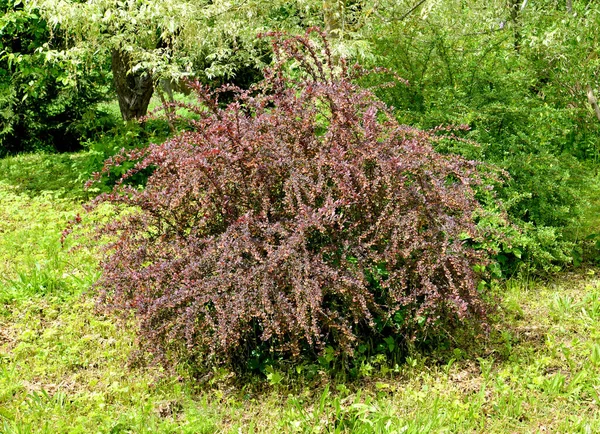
1, 153, 600, 433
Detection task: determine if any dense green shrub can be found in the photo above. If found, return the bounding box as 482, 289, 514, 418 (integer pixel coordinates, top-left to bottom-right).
81, 113, 174, 192
87, 30, 491, 371
0, 0, 111, 155
363, 4, 596, 276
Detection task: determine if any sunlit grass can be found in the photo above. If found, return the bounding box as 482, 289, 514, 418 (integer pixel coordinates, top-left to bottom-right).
3, 274, 600, 433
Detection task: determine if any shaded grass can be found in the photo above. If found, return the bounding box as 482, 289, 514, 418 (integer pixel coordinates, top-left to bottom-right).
2, 152, 600, 433
0, 153, 96, 200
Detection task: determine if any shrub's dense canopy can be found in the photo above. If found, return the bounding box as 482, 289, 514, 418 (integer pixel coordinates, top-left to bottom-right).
89, 30, 489, 368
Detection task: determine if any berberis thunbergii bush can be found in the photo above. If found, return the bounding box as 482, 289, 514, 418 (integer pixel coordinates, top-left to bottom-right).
86, 29, 491, 370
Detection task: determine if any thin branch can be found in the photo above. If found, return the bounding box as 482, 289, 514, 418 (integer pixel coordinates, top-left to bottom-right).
398, 0, 428, 22
461, 25, 507, 38
376, 0, 428, 23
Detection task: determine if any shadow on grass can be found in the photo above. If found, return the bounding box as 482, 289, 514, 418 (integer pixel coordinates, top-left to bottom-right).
0, 152, 100, 200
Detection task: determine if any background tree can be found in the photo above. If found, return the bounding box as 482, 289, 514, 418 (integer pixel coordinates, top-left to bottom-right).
35, 0, 375, 120
0, 0, 111, 154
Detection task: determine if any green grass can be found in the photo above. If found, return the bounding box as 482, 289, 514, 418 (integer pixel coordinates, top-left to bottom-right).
2, 152, 600, 433
0, 153, 97, 200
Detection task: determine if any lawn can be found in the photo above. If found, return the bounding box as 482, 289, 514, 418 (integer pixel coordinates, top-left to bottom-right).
1, 153, 600, 433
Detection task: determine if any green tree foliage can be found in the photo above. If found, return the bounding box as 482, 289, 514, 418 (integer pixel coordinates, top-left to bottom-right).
362, 0, 599, 275
35, 0, 374, 120
0, 0, 111, 155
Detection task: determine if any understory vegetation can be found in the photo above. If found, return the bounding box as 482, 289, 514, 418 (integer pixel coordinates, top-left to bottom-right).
1, 0, 600, 432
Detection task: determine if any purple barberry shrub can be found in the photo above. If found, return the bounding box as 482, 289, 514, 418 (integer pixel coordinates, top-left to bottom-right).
87, 29, 489, 369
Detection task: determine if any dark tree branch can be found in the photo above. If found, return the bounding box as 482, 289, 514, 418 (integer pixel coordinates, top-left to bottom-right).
398, 0, 428, 22
375, 0, 428, 23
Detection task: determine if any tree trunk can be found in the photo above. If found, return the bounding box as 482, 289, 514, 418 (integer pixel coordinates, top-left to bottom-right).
111, 49, 154, 121
507, 0, 521, 52
586, 84, 600, 123
323, 0, 343, 38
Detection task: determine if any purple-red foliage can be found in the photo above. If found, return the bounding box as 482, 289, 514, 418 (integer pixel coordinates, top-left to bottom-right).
88, 29, 488, 367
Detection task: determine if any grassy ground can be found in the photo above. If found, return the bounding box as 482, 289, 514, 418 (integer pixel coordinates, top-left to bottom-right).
1, 153, 600, 433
